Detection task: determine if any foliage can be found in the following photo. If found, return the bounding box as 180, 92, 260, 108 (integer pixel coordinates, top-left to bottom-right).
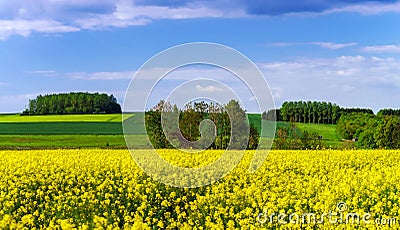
247, 124, 260, 150
340, 107, 374, 115
337, 114, 400, 149
224, 100, 250, 150
277, 101, 373, 124
377, 108, 400, 116
22, 92, 122, 115
274, 122, 323, 150
262, 109, 281, 121
1, 149, 400, 229
145, 110, 172, 149
374, 116, 400, 149
145, 100, 259, 150
280, 101, 341, 124
336, 113, 375, 140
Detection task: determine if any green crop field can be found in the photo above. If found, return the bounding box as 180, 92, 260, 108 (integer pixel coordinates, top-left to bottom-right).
0, 134, 150, 149
0, 114, 134, 123
0, 113, 343, 149
0, 122, 123, 134
0, 113, 147, 149
0, 113, 143, 135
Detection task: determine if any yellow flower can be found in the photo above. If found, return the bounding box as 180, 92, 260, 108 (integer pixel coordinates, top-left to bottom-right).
0, 149, 399, 229
157, 220, 164, 228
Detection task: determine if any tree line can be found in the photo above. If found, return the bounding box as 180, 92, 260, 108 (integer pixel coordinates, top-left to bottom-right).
263, 101, 373, 124
145, 100, 259, 150
377, 109, 400, 116
22, 92, 122, 115
336, 113, 400, 149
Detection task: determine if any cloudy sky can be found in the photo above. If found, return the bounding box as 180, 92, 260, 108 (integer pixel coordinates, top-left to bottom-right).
0, 0, 400, 113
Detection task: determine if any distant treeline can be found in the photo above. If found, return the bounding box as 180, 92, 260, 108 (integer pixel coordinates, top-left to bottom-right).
378, 108, 400, 116
263, 101, 374, 124
145, 100, 259, 150
22, 92, 122, 115
337, 113, 400, 149
261, 100, 400, 149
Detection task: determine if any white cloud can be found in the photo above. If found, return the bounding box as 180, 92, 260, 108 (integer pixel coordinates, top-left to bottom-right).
0, 19, 79, 40
27, 70, 133, 80
260, 55, 400, 111
0, 93, 37, 112
268, 42, 357, 50
0, 0, 399, 39
270, 87, 283, 100
65, 71, 134, 80
10, 55, 400, 113
362, 44, 400, 53
27, 66, 238, 81
26, 70, 57, 75
312, 42, 357, 50
195, 84, 224, 92
262, 56, 400, 81
0, 0, 244, 39
285, 2, 400, 16
75, 1, 243, 30
327, 2, 400, 15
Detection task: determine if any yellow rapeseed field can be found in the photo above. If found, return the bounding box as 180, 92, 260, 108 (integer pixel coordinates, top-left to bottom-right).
1, 149, 400, 229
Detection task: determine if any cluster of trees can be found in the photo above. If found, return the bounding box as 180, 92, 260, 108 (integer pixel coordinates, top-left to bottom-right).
264, 101, 373, 124
336, 114, 400, 149
22, 92, 122, 115
280, 101, 341, 124
262, 109, 281, 121
274, 122, 323, 150
378, 109, 400, 116
145, 100, 259, 150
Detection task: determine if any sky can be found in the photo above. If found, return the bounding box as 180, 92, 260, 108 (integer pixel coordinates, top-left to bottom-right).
0, 0, 400, 113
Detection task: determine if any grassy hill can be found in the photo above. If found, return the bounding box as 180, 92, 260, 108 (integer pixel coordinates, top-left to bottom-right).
295, 122, 342, 148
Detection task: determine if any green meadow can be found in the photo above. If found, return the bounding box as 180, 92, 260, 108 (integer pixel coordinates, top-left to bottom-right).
0, 113, 342, 149
0, 113, 146, 148
0, 114, 132, 123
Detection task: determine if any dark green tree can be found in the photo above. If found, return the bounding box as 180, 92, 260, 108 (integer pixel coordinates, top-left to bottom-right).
22, 92, 121, 115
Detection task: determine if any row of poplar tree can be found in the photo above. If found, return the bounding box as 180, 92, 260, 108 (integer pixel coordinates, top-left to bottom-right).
263, 101, 373, 124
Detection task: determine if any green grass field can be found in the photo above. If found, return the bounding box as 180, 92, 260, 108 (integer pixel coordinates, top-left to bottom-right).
0, 114, 133, 123
0, 122, 123, 134
0, 134, 149, 149
244, 114, 343, 148
295, 122, 341, 148
0, 113, 343, 149
0, 113, 146, 148
0, 113, 144, 135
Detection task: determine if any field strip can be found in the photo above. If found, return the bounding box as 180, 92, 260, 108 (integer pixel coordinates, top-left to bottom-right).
0, 113, 135, 123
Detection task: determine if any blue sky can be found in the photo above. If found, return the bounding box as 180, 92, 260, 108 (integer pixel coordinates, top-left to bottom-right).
0, 0, 400, 113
